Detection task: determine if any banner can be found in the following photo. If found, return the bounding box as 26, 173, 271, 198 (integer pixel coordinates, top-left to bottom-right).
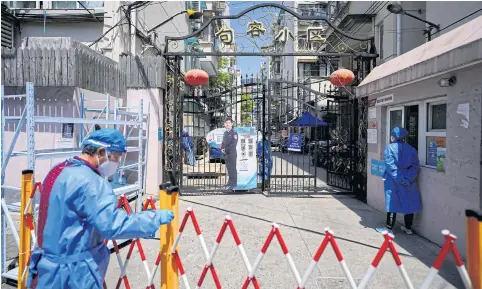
207, 127, 258, 190
288, 133, 302, 152
234, 127, 258, 190
206, 128, 226, 149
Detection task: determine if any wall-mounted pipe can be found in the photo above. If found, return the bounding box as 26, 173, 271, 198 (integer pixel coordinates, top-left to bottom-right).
396, 1, 402, 55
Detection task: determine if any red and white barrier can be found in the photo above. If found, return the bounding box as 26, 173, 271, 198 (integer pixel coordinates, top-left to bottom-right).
101, 199, 472, 289
241, 223, 304, 289
21, 182, 42, 281
357, 231, 414, 289
420, 230, 472, 289
297, 228, 356, 289
113, 195, 152, 289
109, 196, 130, 289
144, 197, 162, 289
224, 216, 260, 289
171, 208, 222, 289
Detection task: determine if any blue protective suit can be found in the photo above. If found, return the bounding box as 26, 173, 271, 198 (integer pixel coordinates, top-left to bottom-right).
182, 131, 196, 166
383, 127, 422, 214
257, 140, 273, 181
28, 157, 167, 289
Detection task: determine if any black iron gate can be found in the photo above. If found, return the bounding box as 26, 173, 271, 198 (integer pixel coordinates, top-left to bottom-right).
161, 3, 377, 198
326, 98, 354, 191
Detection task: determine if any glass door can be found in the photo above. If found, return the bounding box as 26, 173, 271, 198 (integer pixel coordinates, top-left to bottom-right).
404, 105, 419, 151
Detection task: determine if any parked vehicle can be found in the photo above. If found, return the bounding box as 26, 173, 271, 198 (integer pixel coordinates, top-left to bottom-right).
206, 128, 226, 163
209, 146, 225, 163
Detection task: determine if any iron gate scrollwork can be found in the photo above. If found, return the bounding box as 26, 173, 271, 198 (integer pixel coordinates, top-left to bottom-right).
162, 3, 377, 198
326, 98, 354, 191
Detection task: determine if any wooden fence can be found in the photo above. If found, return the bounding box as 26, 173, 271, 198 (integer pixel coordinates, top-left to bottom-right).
1, 47, 166, 95
119, 55, 165, 89
1, 47, 127, 97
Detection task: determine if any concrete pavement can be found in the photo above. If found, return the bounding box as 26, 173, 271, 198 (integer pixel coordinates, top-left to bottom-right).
103, 194, 464, 289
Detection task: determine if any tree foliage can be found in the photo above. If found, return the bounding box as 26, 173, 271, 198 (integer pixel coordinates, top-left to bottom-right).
241, 93, 254, 125
209, 56, 234, 90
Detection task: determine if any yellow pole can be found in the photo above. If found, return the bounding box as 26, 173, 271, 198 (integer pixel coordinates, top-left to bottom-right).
18, 170, 33, 289
466, 209, 482, 289
160, 182, 179, 289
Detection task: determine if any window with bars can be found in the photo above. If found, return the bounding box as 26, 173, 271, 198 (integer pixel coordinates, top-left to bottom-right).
298, 3, 327, 17
298, 62, 321, 78
5, 1, 37, 8
52, 1, 104, 9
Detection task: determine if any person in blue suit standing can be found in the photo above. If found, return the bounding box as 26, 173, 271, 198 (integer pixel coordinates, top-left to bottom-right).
182, 130, 196, 166
27, 128, 174, 289
376, 127, 421, 235
257, 137, 273, 188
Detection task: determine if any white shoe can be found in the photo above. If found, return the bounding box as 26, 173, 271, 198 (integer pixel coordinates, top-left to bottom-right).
401, 226, 413, 235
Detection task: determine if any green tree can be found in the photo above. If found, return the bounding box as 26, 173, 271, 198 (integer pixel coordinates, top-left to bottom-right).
241, 93, 254, 125
209, 56, 234, 90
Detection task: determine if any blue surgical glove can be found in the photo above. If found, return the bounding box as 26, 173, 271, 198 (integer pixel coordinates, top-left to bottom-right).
158, 210, 175, 225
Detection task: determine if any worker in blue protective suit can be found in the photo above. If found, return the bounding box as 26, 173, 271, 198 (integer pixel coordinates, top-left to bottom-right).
182, 130, 196, 166
376, 127, 421, 235
27, 128, 174, 289
257, 138, 273, 188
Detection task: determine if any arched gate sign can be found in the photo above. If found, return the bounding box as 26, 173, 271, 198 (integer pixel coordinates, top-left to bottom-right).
162, 3, 377, 199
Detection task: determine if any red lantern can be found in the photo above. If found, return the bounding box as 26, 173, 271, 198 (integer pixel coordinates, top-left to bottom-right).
184, 69, 209, 86
329, 69, 355, 87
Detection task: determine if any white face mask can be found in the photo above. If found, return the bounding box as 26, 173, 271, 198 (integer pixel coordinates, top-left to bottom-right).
97, 155, 120, 177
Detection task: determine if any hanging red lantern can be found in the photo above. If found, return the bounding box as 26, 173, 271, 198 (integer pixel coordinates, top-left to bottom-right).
329, 69, 355, 87
184, 69, 209, 86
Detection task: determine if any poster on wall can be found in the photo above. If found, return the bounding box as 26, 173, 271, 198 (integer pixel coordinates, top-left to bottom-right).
378, 160, 386, 176
288, 133, 302, 152
234, 127, 258, 190
427, 136, 446, 171
367, 129, 377, 144
370, 159, 379, 176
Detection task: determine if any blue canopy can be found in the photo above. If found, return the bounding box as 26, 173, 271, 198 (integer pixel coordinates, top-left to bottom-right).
285, 112, 328, 127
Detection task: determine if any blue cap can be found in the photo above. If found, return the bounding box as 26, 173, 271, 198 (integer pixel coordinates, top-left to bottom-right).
82, 128, 127, 153
391, 127, 408, 141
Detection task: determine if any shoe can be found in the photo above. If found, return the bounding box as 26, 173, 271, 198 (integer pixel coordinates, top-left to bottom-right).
375, 227, 393, 235
401, 226, 413, 235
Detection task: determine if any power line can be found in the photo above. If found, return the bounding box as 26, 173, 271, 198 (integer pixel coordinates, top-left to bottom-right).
159, 2, 182, 36
327, 2, 384, 50
88, 2, 146, 47
88, 14, 128, 47
432, 7, 482, 36
346, 1, 383, 36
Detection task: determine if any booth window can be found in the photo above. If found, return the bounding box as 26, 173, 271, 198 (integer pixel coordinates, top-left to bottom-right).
424, 99, 447, 168
387, 105, 419, 151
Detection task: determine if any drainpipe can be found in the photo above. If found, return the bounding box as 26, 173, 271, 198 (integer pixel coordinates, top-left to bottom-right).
396, 1, 402, 55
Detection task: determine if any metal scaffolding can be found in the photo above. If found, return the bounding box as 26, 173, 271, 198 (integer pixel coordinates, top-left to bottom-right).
1, 82, 150, 282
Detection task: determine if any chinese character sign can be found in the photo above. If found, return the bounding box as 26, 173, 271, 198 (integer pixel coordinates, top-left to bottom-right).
247, 20, 266, 37
215, 27, 235, 45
